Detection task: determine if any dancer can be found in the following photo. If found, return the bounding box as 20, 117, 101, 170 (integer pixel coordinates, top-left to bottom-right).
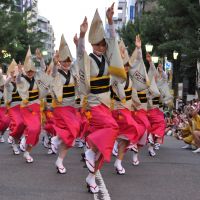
51, 34, 80, 174
78, 3, 126, 193
146, 53, 165, 153
4, 60, 25, 155
111, 38, 142, 174
0, 68, 10, 143
17, 47, 49, 163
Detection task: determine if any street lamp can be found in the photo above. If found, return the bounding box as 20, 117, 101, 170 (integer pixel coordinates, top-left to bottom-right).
2, 50, 11, 59
172, 51, 179, 104
42, 50, 48, 56
173, 51, 179, 60
152, 56, 159, 63
145, 43, 153, 53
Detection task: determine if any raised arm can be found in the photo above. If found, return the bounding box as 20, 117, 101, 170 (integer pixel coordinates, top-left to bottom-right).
146, 53, 155, 70
73, 33, 79, 59
35, 48, 46, 72
135, 35, 142, 60
158, 63, 168, 81
51, 51, 59, 77
106, 3, 116, 38
0, 68, 4, 86
146, 53, 159, 79
4, 76, 12, 87
129, 35, 142, 72
77, 17, 88, 58
16, 64, 23, 84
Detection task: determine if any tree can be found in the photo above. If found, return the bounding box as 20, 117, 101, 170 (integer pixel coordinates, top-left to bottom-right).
0, 0, 45, 66
118, 0, 200, 102
0, 0, 17, 63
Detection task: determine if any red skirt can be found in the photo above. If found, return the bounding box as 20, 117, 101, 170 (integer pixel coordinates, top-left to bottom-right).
148, 108, 165, 139
132, 109, 150, 145
112, 108, 140, 144
43, 110, 56, 137
20, 103, 41, 146
0, 107, 10, 133
76, 109, 89, 140
8, 105, 25, 139
52, 106, 80, 147
86, 104, 119, 169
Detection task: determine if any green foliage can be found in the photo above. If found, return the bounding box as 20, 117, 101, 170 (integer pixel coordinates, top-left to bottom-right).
118, 0, 200, 100
0, 0, 45, 66
118, 0, 200, 64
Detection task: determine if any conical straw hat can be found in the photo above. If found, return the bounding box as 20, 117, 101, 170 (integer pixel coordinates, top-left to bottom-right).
58, 34, 73, 62
24, 46, 36, 72
88, 9, 105, 44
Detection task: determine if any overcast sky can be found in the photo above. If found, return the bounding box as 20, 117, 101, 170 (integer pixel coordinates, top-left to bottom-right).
38, 0, 118, 57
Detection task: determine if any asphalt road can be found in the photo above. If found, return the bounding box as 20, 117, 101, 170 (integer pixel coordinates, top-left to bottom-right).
0, 134, 200, 200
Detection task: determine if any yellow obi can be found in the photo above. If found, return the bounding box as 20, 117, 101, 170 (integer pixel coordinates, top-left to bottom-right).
28, 89, 39, 102
0, 97, 4, 105
62, 84, 75, 98
46, 94, 53, 103
152, 97, 160, 105
112, 88, 132, 102
90, 76, 110, 94
137, 91, 147, 103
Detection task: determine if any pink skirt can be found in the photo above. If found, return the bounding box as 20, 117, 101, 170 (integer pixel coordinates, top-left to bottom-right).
148, 108, 165, 139
43, 110, 56, 137
86, 104, 119, 169
8, 105, 25, 139
76, 109, 89, 140
132, 109, 150, 146
112, 108, 140, 144
20, 103, 41, 146
53, 106, 80, 147
0, 107, 10, 133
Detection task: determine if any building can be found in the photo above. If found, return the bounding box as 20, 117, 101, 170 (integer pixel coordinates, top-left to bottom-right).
105, 0, 127, 38
13, 0, 23, 12
37, 15, 55, 61
13, 0, 37, 12
127, 0, 136, 22
116, 0, 127, 29
107, 0, 135, 35
22, 0, 34, 11
113, 0, 157, 26
13, 0, 55, 61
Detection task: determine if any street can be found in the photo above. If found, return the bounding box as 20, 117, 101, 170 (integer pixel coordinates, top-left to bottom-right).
0, 135, 200, 200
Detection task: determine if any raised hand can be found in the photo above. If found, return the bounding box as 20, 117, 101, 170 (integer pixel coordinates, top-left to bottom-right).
146, 53, 152, 63
80, 17, 88, 38
53, 50, 59, 65
73, 33, 79, 47
35, 48, 43, 60
119, 45, 126, 59
135, 35, 141, 49
106, 2, 115, 25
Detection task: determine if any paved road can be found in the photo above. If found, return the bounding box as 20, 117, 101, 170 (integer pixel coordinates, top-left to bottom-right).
0, 135, 200, 200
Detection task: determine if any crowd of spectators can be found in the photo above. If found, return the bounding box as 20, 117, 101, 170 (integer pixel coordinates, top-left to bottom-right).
164, 99, 200, 153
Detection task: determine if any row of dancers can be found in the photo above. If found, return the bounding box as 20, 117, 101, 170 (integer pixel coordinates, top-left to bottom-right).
0, 3, 172, 194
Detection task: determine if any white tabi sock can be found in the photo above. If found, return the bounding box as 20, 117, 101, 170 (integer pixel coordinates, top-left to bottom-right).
56, 157, 63, 166
132, 152, 138, 161
86, 173, 96, 185
148, 145, 154, 152
114, 159, 122, 168
85, 149, 95, 161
